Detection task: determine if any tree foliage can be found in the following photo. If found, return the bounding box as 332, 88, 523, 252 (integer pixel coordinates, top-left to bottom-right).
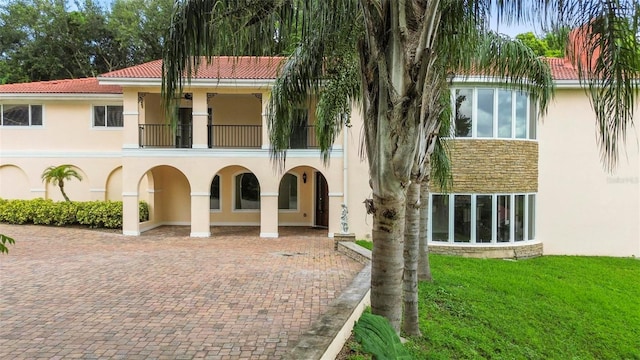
0, 0, 173, 83
41, 165, 83, 202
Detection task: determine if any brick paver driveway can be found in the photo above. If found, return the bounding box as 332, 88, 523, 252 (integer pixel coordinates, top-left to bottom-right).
0, 224, 363, 359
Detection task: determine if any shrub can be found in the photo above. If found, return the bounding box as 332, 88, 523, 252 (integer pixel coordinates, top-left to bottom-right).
139, 201, 149, 222
0, 198, 145, 229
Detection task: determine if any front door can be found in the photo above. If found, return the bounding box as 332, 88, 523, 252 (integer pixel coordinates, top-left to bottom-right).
315, 172, 329, 228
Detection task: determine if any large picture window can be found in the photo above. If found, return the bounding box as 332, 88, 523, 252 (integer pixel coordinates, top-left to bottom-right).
93, 105, 123, 127
430, 193, 536, 244
450, 88, 536, 139
278, 173, 298, 210
234, 173, 260, 210
1, 104, 42, 126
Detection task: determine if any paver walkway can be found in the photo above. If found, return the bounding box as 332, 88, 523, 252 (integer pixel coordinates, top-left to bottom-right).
0, 224, 363, 359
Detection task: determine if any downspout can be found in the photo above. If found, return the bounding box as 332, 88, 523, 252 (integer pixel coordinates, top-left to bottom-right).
343, 122, 348, 208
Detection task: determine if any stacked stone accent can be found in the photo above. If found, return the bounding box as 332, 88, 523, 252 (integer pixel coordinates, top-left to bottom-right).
430, 242, 543, 259
432, 139, 538, 193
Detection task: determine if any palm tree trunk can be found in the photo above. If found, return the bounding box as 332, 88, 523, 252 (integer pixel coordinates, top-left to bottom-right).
59, 181, 70, 202
402, 180, 422, 336
419, 180, 433, 281
371, 192, 406, 332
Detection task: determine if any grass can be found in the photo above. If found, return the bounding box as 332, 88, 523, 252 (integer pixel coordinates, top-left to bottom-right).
348, 253, 640, 360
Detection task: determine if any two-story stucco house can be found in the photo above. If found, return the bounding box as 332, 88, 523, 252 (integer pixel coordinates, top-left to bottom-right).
1, 56, 638, 257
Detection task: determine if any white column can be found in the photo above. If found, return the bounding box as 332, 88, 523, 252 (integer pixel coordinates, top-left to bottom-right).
192, 91, 209, 149
260, 192, 279, 238
122, 192, 140, 236
190, 192, 211, 237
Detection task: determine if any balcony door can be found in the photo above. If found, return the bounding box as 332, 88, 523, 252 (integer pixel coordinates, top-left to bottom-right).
176, 108, 192, 148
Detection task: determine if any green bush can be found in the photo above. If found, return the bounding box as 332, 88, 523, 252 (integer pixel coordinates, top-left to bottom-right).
0, 198, 146, 229
76, 201, 122, 228
139, 201, 149, 222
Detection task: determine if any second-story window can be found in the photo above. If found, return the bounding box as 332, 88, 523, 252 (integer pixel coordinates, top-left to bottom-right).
452, 88, 536, 140
1, 104, 43, 126
93, 105, 123, 127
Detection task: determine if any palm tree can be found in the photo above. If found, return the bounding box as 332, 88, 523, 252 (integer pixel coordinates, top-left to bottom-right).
162, 0, 640, 332
41, 165, 82, 202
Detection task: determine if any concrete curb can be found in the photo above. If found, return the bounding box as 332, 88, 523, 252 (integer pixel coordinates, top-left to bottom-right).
287, 242, 372, 360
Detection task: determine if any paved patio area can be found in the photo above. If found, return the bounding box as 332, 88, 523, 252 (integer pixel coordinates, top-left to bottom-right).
0, 224, 364, 359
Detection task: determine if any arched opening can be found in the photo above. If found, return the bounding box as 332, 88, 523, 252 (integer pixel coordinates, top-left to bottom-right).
208, 165, 261, 228
105, 166, 122, 201
276, 166, 329, 230
0, 165, 30, 199
138, 165, 191, 228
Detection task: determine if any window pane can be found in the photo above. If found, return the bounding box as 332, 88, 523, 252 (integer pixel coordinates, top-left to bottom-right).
454, 195, 471, 242
497, 195, 511, 242
30, 105, 43, 125
210, 175, 220, 210
106, 106, 123, 127
235, 173, 260, 209
476, 89, 494, 137
515, 92, 527, 138
278, 173, 298, 209
454, 89, 472, 137
529, 100, 537, 139
94, 106, 105, 126
528, 194, 536, 240
431, 195, 449, 242
515, 195, 525, 241
476, 195, 493, 243
2, 104, 29, 126
497, 90, 512, 138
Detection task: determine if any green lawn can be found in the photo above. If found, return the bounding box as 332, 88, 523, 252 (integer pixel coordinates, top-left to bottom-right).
352, 253, 640, 359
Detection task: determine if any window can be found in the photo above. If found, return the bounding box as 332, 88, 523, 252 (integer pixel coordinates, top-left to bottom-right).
93, 105, 123, 127
278, 173, 298, 210
1, 104, 42, 126
431, 195, 449, 242
430, 193, 536, 244
450, 88, 536, 139
210, 175, 220, 210
234, 173, 260, 210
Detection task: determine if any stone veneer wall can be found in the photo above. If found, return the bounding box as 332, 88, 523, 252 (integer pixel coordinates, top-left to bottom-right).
429, 242, 543, 259
432, 139, 538, 193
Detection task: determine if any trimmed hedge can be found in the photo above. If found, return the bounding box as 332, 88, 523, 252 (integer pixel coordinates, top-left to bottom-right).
0, 198, 150, 229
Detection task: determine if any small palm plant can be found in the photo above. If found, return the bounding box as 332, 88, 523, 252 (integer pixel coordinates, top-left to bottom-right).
41, 165, 82, 202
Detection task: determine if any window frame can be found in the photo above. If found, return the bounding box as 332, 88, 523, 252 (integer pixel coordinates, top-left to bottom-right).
0, 104, 44, 127
92, 104, 124, 129
429, 193, 536, 244
449, 87, 536, 140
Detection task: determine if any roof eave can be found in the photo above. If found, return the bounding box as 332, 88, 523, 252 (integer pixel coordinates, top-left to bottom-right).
0, 93, 123, 101
97, 77, 276, 89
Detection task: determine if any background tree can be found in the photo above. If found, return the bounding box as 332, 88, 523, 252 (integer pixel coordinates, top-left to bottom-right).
41, 165, 82, 202
515, 28, 570, 58
0, 0, 173, 83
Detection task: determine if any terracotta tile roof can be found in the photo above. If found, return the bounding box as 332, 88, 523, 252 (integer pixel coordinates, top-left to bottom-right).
100, 56, 285, 80
0, 77, 122, 94
0, 56, 579, 96
545, 57, 579, 80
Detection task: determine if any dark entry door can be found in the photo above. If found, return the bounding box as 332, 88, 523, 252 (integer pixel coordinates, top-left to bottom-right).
315, 172, 329, 228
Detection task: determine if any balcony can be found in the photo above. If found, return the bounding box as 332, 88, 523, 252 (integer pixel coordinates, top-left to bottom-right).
138, 124, 319, 149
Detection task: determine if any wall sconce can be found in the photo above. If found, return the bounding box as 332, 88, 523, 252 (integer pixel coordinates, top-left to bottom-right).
302, 172, 307, 183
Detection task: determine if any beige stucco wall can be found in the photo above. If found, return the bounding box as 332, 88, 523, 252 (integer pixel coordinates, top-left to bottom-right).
0, 100, 123, 151
538, 88, 640, 257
